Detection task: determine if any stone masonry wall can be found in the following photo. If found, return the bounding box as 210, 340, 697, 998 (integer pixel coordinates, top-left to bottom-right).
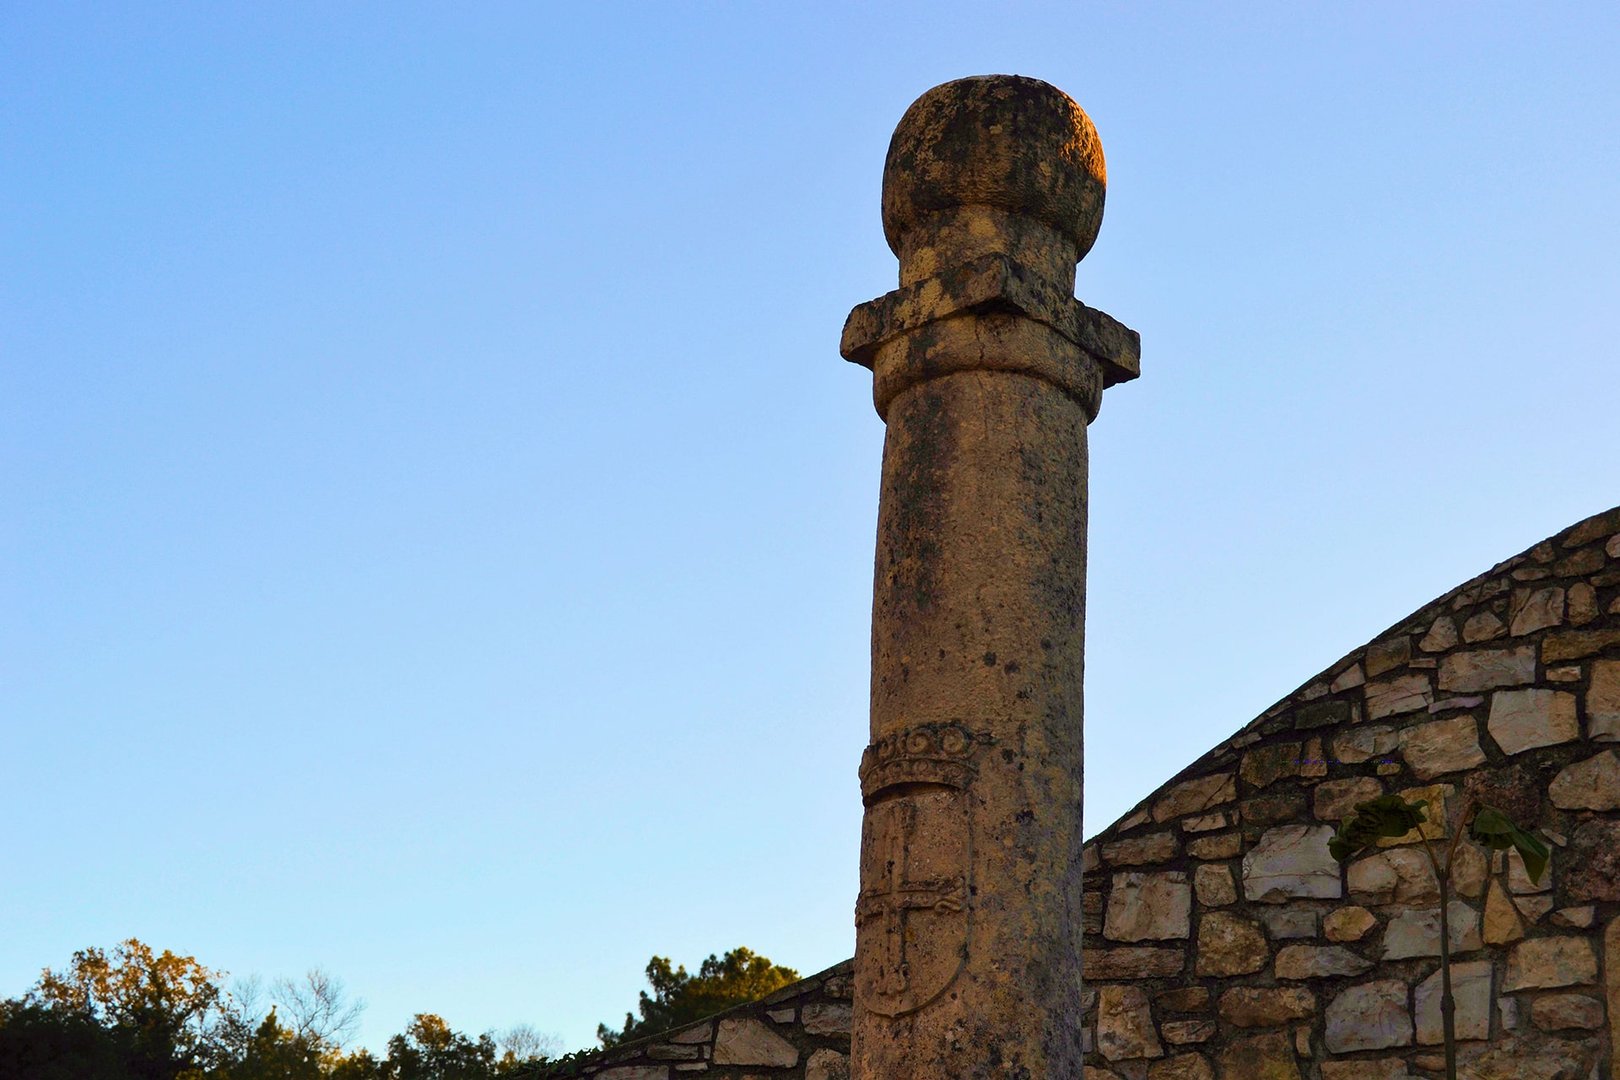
556, 505, 1620, 1080
1081, 504, 1620, 1080
560, 961, 853, 1080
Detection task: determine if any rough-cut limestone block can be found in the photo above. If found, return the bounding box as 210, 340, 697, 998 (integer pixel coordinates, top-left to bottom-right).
647, 1043, 701, 1059
1589, 659, 1620, 740
1565, 819, 1620, 901
1531, 992, 1604, 1031
1399, 716, 1486, 779
1195, 911, 1268, 976
1550, 905, 1595, 929
1463, 609, 1506, 643
1152, 771, 1236, 821
1365, 636, 1412, 676
1509, 586, 1565, 635
1319, 1061, 1417, 1080
1607, 916, 1620, 1080
1380, 901, 1481, 959
1255, 906, 1316, 941
1507, 847, 1554, 894
597, 1069, 669, 1080
1187, 832, 1241, 860
801, 1003, 851, 1035
1557, 546, 1608, 575
1275, 944, 1373, 979
1330, 663, 1365, 692
805, 1048, 849, 1080
1240, 742, 1301, 790
1242, 825, 1341, 902
1324, 980, 1413, 1053
1487, 688, 1579, 755
1156, 987, 1209, 1012
1543, 629, 1620, 662
1365, 673, 1432, 718
1214, 1030, 1301, 1080
1160, 1020, 1215, 1045
1503, 936, 1599, 990
1194, 862, 1236, 907
1241, 791, 1304, 826
1102, 831, 1179, 866
1096, 985, 1164, 1061
1332, 724, 1398, 764
1347, 848, 1438, 906
1294, 699, 1352, 730
1181, 811, 1227, 832
1313, 777, 1383, 821
1419, 616, 1458, 652
1549, 750, 1620, 810
1323, 906, 1377, 942
712, 1019, 798, 1067
1104, 871, 1191, 941
1465, 1036, 1594, 1080
668, 1021, 711, 1044
1146, 1052, 1213, 1080
1439, 646, 1536, 691
1413, 960, 1491, 1043
1452, 839, 1487, 898
1083, 947, 1184, 980
1567, 582, 1598, 625
1516, 896, 1555, 925
1217, 986, 1315, 1028
1484, 880, 1526, 944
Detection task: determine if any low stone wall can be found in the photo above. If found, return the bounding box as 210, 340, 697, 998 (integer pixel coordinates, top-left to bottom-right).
562, 961, 853, 1080
1080, 504, 1620, 1080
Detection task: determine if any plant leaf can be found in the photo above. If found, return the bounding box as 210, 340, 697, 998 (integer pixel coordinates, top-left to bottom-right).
1469, 804, 1550, 884
1509, 824, 1551, 885
1328, 796, 1428, 863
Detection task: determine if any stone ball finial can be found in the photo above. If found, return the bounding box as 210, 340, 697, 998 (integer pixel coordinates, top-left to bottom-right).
881, 75, 1107, 262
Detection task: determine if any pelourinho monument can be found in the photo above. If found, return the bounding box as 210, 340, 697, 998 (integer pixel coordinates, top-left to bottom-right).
840, 75, 1141, 1078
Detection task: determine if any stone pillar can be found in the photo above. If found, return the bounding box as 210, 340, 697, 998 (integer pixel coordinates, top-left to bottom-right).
841, 75, 1139, 1079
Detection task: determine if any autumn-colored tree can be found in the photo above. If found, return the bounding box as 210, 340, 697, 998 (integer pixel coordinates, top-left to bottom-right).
597, 948, 798, 1048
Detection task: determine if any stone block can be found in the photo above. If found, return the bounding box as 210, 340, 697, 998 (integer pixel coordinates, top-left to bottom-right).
1152, 771, 1236, 821
1154, 986, 1209, 1012
1414, 960, 1491, 1043
1463, 609, 1506, 642
1240, 791, 1305, 826
1194, 862, 1236, 907
1509, 586, 1564, 635
1181, 811, 1227, 832
1323, 906, 1377, 942
1549, 749, 1620, 810
1565, 819, 1620, 901
1330, 664, 1365, 692
1465, 1035, 1595, 1080
1554, 545, 1606, 576
1419, 616, 1458, 652
1365, 673, 1432, 718
805, 1049, 849, 1080
1332, 724, 1398, 764
1313, 777, 1383, 821
1399, 716, 1486, 779
1241, 825, 1341, 902
1324, 979, 1412, 1053
1543, 629, 1620, 662
1568, 582, 1599, 625
1083, 947, 1185, 980
1487, 688, 1579, 755
800, 1003, 850, 1035
1104, 871, 1191, 941
1589, 659, 1620, 740
1346, 848, 1437, 906
712, 1019, 797, 1067
1213, 1030, 1301, 1080
1187, 832, 1241, 860
1217, 986, 1314, 1028
1439, 646, 1536, 691
1194, 912, 1268, 976
1503, 936, 1598, 991
1274, 944, 1373, 979
1380, 901, 1481, 959
1146, 1053, 1213, 1080
1160, 1020, 1215, 1045
1483, 880, 1526, 945
1294, 699, 1352, 729
1319, 1061, 1416, 1080
1240, 742, 1301, 790
1097, 984, 1164, 1061
1366, 637, 1412, 676
1257, 905, 1316, 939
598, 1069, 669, 1080
1102, 831, 1180, 865
1530, 992, 1604, 1031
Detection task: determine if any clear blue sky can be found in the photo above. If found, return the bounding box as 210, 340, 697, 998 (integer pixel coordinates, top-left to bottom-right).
4, 1, 1617, 1057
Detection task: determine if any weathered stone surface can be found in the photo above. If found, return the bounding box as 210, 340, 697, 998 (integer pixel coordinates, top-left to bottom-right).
1083, 947, 1185, 979
597, 1068, 669, 1080
1274, 944, 1373, 979
1324, 980, 1413, 1053
1152, 771, 1237, 821
1240, 791, 1305, 826
1414, 960, 1491, 1043
1313, 777, 1383, 821
800, 1003, 851, 1035
1554, 545, 1606, 576
1103, 871, 1190, 942
1333, 724, 1398, 764
1463, 609, 1506, 642
1567, 582, 1599, 625
1102, 831, 1179, 865
1187, 832, 1241, 860
1195, 912, 1268, 976
1366, 637, 1412, 677
1347, 847, 1438, 906
1439, 646, 1536, 691
1380, 901, 1481, 959
1181, 811, 1227, 832
1550, 905, 1594, 929
1256, 906, 1316, 940
1543, 628, 1620, 662
1293, 699, 1351, 729
1365, 673, 1432, 718
1589, 659, 1620, 740
668, 1021, 712, 1044
1145, 1052, 1214, 1080
646, 1043, 701, 1059
1319, 1061, 1416, 1080
1452, 837, 1487, 898
1565, 818, 1620, 901
713, 1019, 798, 1067
1549, 749, 1620, 810
1194, 862, 1236, 907
1399, 715, 1485, 779
1218, 986, 1314, 1027
1516, 894, 1554, 922
1486, 688, 1579, 755
1240, 742, 1301, 790
804, 1049, 849, 1080
1330, 663, 1365, 692
1483, 879, 1526, 944
1466, 1036, 1593, 1080
1160, 1020, 1215, 1046
1510, 586, 1565, 635
1531, 993, 1604, 1030
1213, 1030, 1300, 1080
1323, 906, 1377, 942
1607, 916, 1620, 1080
1242, 825, 1340, 901
1503, 936, 1598, 990
1097, 985, 1164, 1061
1156, 987, 1210, 1012
1419, 616, 1458, 652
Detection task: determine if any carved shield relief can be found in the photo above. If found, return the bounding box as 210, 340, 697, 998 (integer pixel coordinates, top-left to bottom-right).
854, 722, 982, 1017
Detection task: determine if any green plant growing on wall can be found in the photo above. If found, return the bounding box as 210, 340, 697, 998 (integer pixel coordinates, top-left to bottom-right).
1327, 795, 1549, 1080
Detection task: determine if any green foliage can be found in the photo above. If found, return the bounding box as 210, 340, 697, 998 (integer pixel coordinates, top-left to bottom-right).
596, 948, 799, 1048
1469, 804, 1551, 884
1327, 795, 1429, 861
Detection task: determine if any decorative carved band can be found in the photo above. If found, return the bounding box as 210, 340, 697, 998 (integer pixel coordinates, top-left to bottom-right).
859, 722, 991, 801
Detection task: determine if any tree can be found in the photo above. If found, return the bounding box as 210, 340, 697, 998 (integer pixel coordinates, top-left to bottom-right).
597, 948, 798, 1048
1327, 795, 1549, 1080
